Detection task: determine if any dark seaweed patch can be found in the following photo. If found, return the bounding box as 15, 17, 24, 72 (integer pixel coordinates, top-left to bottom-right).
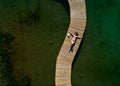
17, 6, 40, 25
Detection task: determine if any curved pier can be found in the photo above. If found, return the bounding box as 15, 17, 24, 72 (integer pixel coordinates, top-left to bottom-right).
55, 0, 86, 86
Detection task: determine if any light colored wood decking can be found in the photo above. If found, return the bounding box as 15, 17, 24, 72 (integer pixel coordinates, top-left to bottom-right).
55, 0, 86, 86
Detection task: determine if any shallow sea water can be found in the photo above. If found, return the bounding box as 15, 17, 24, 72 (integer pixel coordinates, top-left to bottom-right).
0, 0, 120, 86
0, 0, 69, 85
72, 0, 120, 86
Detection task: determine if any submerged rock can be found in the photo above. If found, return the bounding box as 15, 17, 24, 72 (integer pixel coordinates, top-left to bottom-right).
49, 41, 54, 46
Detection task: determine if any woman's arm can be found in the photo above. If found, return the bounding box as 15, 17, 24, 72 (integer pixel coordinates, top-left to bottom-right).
69, 32, 74, 37
77, 36, 83, 39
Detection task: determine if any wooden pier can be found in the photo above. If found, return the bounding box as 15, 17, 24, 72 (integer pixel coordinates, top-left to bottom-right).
55, 0, 86, 86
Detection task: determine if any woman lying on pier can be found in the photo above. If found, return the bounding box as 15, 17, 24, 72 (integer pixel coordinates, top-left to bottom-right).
67, 32, 82, 53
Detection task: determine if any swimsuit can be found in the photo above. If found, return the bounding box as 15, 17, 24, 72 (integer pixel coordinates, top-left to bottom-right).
71, 35, 77, 44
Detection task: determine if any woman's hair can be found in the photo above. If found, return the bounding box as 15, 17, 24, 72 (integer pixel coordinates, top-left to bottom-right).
74, 32, 78, 36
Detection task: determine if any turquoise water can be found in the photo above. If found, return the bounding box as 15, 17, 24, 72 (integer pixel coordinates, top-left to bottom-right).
72, 0, 120, 86
0, 0, 120, 86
